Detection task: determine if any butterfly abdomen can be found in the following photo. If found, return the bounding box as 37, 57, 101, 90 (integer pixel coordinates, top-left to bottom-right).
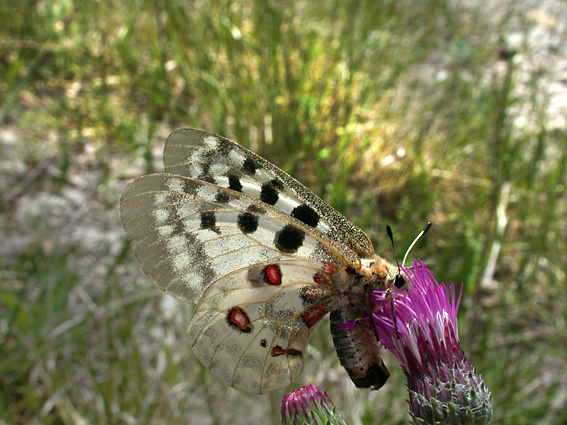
330, 309, 389, 390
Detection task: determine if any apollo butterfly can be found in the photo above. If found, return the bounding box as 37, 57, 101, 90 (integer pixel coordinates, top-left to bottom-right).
120, 128, 411, 394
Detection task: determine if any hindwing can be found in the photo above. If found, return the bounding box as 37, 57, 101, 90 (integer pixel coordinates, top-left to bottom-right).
188, 260, 343, 393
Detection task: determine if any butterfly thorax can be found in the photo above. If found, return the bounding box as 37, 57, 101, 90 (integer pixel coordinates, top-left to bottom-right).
356, 255, 400, 292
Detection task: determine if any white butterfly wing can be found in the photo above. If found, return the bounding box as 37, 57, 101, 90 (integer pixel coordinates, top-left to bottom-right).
119, 129, 364, 394
164, 128, 374, 258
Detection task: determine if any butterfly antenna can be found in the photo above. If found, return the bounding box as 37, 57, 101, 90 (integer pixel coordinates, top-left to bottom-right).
386, 225, 401, 268
387, 225, 407, 290
401, 222, 432, 267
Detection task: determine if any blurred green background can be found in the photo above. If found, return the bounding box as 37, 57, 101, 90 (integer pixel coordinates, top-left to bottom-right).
1, 0, 566, 424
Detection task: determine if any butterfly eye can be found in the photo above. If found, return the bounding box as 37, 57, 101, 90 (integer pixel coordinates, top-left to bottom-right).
394, 273, 406, 289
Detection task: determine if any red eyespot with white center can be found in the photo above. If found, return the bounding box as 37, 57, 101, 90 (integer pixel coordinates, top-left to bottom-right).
227, 307, 252, 333
271, 346, 286, 356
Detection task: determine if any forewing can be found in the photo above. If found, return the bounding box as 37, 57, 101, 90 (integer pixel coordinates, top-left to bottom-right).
163, 128, 374, 258
188, 260, 339, 394
120, 173, 357, 303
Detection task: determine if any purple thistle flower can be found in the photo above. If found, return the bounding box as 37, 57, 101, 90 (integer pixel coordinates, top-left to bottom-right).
281, 384, 347, 425
370, 259, 492, 425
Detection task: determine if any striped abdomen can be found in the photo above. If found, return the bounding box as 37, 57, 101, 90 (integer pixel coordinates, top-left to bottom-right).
330, 308, 389, 390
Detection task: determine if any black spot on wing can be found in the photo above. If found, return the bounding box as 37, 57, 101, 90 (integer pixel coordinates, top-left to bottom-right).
291, 204, 320, 228
286, 348, 303, 357
169, 178, 199, 197
274, 224, 305, 253
260, 182, 279, 205
237, 212, 259, 234
200, 161, 211, 177
228, 175, 242, 192
242, 157, 258, 174
215, 191, 230, 204
270, 178, 284, 189
200, 211, 220, 234
200, 211, 216, 229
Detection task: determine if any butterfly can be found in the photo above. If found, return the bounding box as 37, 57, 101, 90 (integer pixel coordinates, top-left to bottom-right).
120, 128, 410, 394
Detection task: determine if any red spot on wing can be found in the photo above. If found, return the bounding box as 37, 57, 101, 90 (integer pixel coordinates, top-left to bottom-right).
324, 263, 340, 274
313, 272, 330, 285
228, 307, 252, 333
302, 305, 328, 328
264, 264, 282, 285
270, 346, 303, 357
271, 346, 286, 357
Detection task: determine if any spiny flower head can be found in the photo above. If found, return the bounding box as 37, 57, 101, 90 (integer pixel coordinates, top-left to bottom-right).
281, 384, 347, 425
370, 259, 492, 425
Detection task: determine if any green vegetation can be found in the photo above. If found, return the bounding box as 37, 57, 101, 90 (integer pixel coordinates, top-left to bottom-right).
1, 0, 565, 424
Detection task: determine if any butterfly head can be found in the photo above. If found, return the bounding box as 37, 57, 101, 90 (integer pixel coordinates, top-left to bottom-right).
359, 256, 409, 292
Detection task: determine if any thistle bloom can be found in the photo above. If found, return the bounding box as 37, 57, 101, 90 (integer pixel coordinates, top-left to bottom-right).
281, 384, 347, 425
370, 259, 492, 425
